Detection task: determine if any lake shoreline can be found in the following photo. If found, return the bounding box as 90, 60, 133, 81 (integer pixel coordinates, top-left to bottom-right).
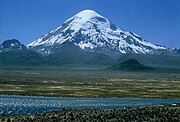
1, 94, 180, 99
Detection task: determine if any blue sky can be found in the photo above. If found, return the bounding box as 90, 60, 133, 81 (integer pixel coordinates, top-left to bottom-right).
0, 0, 180, 48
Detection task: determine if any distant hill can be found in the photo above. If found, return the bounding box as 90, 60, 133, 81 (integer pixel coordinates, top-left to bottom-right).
0, 39, 26, 52
116, 54, 180, 68
107, 59, 155, 71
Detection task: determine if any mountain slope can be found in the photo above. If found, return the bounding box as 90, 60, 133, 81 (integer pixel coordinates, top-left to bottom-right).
28, 9, 166, 55
46, 45, 115, 65
0, 50, 46, 66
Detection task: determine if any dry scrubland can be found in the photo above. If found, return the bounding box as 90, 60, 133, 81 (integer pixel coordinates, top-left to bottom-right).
0, 105, 180, 122
0, 67, 180, 98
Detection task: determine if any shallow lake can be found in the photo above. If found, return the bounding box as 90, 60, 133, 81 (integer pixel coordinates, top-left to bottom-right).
0, 95, 180, 115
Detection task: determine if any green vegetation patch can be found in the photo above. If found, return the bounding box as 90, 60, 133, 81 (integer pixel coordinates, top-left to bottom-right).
0, 68, 179, 98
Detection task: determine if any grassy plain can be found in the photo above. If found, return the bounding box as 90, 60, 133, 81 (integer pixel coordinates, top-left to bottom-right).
0, 66, 180, 98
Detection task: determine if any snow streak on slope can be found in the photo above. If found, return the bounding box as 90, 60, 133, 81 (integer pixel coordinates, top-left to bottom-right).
28, 10, 166, 54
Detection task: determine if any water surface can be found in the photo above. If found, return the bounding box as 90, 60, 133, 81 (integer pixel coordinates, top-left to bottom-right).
0, 95, 179, 115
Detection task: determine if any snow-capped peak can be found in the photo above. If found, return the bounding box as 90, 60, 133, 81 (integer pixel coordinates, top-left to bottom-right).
73, 9, 104, 21
63, 9, 112, 36
28, 9, 166, 55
